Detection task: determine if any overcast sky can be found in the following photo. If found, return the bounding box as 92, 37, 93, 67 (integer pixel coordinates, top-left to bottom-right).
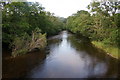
28, 0, 92, 18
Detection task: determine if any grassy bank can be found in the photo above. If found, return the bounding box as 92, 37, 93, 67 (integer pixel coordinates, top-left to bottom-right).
92, 41, 119, 59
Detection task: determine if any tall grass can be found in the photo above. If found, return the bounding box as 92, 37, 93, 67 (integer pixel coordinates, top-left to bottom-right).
92, 41, 119, 59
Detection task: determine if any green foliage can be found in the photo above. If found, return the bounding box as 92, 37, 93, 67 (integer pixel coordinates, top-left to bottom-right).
66, 10, 94, 38
92, 41, 119, 59
11, 28, 47, 57
11, 33, 31, 57
66, 0, 120, 59
2, 2, 65, 57
66, 0, 120, 48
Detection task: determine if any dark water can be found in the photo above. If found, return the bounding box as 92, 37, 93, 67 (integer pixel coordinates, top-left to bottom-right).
3, 31, 118, 78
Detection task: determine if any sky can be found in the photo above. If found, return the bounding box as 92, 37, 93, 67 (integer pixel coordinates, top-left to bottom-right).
28, 0, 92, 18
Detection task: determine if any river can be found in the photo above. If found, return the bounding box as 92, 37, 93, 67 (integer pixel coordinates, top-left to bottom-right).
3, 31, 118, 78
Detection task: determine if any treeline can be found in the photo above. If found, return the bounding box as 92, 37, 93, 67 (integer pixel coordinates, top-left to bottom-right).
2, 2, 65, 57
66, 0, 120, 47
2, 1, 120, 57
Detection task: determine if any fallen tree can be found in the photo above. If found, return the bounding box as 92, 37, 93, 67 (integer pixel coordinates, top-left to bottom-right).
11, 28, 47, 57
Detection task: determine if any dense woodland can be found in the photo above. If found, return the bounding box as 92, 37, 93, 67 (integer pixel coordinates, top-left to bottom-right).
2, 2, 65, 57
66, 0, 120, 47
2, 0, 120, 57
66, 0, 120, 58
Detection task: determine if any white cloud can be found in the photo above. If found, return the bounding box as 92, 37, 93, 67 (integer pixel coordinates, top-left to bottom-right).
28, 0, 92, 18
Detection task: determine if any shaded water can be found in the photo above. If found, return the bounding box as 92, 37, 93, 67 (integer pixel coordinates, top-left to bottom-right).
3, 31, 118, 78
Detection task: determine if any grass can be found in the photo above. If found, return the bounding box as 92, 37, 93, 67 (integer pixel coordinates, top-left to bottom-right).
92, 41, 119, 59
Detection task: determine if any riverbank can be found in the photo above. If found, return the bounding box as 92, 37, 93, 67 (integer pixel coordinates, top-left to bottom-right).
3, 31, 119, 78
92, 41, 119, 59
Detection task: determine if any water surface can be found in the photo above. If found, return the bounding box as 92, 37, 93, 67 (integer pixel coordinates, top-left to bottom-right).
26, 31, 118, 78
3, 31, 118, 78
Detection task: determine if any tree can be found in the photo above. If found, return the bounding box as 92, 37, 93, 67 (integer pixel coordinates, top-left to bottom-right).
66, 10, 93, 38
2, 2, 65, 57
66, 0, 120, 47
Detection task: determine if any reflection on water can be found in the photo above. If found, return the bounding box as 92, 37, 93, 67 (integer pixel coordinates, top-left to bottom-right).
26, 31, 118, 78
2, 31, 118, 78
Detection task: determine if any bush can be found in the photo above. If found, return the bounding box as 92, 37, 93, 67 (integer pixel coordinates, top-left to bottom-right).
11, 28, 47, 57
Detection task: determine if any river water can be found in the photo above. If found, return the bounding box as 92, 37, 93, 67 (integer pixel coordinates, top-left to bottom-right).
3, 31, 118, 78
